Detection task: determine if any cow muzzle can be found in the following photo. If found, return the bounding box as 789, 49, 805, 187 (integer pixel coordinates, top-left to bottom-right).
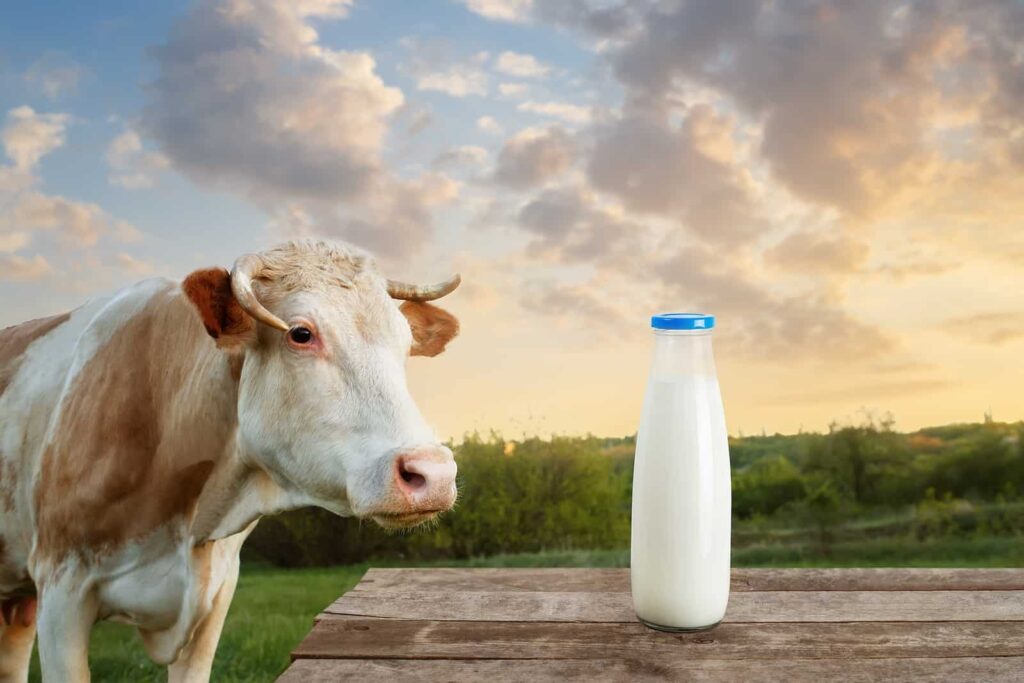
372, 446, 457, 530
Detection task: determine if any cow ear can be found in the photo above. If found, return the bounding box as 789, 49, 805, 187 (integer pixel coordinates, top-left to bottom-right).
182, 268, 255, 349
400, 301, 459, 357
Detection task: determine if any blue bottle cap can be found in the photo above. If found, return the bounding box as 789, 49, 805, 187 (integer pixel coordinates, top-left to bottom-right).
651, 313, 715, 330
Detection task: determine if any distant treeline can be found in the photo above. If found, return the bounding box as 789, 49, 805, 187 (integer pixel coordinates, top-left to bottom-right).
244, 420, 1024, 567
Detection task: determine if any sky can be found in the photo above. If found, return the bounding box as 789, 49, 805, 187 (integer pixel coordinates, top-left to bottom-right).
1, 0, 1023, 440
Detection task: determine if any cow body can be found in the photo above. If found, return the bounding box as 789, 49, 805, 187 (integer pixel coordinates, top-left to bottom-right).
0, 241, 461, 681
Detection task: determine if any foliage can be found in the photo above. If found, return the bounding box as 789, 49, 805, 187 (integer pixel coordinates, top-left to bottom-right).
245, 419, 1024, 567
732, 455, 806, 517
245, 433, 631, 566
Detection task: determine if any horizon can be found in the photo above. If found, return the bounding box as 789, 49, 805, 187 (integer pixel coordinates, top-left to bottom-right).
429, 413, 1019, 445
2, 1, 1022, 439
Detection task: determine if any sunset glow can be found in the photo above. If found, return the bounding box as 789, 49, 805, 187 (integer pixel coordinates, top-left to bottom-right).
2, 0, 1022, 438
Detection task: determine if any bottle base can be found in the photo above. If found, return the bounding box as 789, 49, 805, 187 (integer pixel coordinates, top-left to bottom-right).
637, 616, 723, 633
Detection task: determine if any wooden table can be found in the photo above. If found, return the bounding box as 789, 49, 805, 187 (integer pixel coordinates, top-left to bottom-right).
280, 568, 1024, 681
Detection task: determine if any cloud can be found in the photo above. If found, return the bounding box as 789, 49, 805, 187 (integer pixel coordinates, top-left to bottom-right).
106, 127, 169, 189
872, 259, 960, 281
115, 252, 156, 275
0, 106, 141, 253
943, 312, 1024, 346
144, 0, 446, 257
2, 107, 69, 170
588, 107, 763, 244
432, 145, 488, 170
145, 0, 402, 203
23, 55, 85, 99
402, 105, 434, 136
775, 379, 955, 405
460, 0, 533, 23
517, 100, 592, 125
476, 115, 505, 135
493, 126, 575, 190
461, 0, 642, 40
403, 42, 490, 97
650, 245, 895, 361
495, 51, 550, 78
517, 184, 635, 262
272, 171, 460, 259
499, 82, 530, 99
5, 193, 118, 247
611, 1, 1024, 218
0, 254, 52, 282
0, 233, 30, 253
765, 230, 869, 276
414, 61, 489, 97
519, 278, 634, 335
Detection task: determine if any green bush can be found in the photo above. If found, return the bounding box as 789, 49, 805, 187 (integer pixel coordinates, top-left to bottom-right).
733, 455, 806, 518
245, 433, 630, 566
244, 420, 1024, 567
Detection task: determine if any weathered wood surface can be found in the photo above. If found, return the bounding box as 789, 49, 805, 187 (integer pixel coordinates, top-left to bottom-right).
354, 567, 1024, 593
325, 589, 1024, 623
281, 568, 1024, 682
293, 619, 1024, 660
279, 656, 1024, 683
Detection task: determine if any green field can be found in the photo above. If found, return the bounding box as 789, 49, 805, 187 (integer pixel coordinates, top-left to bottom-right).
26, 536, 1024, 682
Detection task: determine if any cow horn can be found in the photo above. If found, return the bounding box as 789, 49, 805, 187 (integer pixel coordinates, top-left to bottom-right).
387, 274, 461, 301
230, 254, 289, 331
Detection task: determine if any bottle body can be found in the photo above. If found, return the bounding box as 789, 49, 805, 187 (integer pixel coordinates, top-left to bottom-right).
631, 327, 731, 631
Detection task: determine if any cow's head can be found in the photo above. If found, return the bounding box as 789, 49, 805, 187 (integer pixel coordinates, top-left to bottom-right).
183, 241, 459, 530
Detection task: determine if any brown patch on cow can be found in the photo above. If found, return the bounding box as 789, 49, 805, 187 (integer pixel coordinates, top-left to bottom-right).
0, 597, 34, 628
34, 288, 239, 562
0, 313, 70, 397
228, 353, 245, 382
182, 268, 254, 349
400, 301, 460, 357
353, 310, 372, 342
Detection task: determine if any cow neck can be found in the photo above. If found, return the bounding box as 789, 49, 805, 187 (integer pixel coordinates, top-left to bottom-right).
186, 340, 304, 544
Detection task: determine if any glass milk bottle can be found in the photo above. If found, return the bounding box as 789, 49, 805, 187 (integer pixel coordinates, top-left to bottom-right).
631, 313, 731, 631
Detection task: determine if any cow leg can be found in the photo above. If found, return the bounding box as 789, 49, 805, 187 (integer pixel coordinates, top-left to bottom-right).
0, 599, 37, 683
36, 575, 98, 683
167, 557, 239, 683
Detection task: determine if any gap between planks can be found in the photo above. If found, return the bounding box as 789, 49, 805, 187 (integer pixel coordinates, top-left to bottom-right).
291, 619, 1024, 661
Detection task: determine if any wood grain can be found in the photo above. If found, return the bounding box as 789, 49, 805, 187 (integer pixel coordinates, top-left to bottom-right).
280, 568, 1024, 681
292, 619, 1024, 661
279, 657, 1024, 683
324, 589, 1024, 623
354, 567, 1024, 593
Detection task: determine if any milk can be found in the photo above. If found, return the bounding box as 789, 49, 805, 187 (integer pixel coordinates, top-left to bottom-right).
631, 315, 731, 631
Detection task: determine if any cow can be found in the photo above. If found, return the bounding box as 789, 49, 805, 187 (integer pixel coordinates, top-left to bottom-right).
0, 240, 461, 682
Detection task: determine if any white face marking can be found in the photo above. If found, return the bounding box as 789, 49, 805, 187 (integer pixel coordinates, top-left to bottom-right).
235, 286, 439, 517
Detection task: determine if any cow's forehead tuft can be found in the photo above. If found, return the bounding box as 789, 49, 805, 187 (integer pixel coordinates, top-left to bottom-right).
255, 239, 381, 295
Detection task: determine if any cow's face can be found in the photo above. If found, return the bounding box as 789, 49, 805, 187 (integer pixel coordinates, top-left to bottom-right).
184, 242, 460, 530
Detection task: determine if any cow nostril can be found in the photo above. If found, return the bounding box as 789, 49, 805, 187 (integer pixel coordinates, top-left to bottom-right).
398, 462, 427, 490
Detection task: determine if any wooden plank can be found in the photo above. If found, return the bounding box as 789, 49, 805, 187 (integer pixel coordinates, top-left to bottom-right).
354, 567, 1024, 593
291, 619, 1024, 661
323, 589, 1024, 623
278, 657, 1024, 683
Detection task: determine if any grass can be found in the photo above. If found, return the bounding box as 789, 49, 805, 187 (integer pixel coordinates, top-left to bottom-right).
28, 566, 368, 682
25, 534, 1023, 682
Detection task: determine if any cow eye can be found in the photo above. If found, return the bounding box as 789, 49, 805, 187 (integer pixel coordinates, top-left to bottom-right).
289, 326, 313, 344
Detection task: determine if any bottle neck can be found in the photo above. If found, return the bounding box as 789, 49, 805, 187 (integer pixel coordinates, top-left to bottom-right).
650, 329, 717, 378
